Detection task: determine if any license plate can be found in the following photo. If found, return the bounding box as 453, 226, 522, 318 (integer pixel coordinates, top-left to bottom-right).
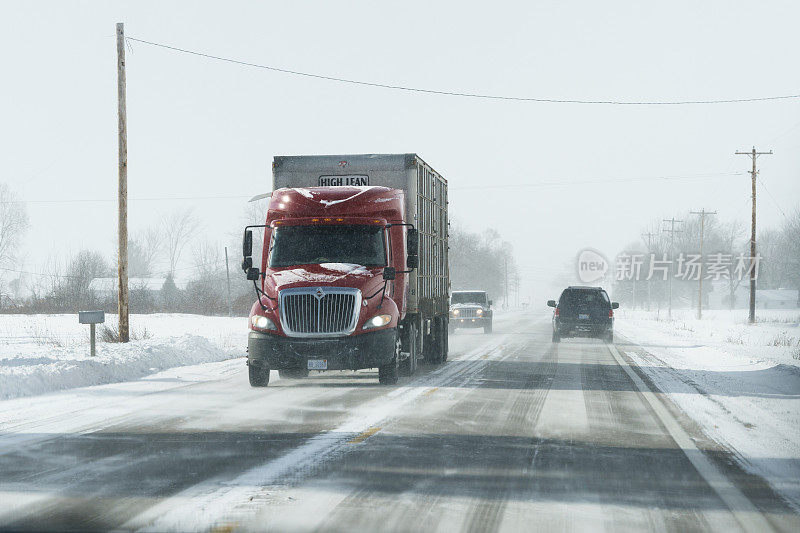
579, 313, 590, 320
307, 359, 327, 370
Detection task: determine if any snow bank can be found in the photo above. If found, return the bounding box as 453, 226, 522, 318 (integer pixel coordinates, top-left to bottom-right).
616, 308, 800, 509
0, 314, 247, 400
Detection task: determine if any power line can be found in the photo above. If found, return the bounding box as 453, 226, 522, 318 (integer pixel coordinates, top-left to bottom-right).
0, 194, 252, 205
757, 176, 788, 219
126, 36, 800, 106
0, 266, 80, 279
0, 261, 223, 280
0, 172, 743, 204
450, 172, 744, 191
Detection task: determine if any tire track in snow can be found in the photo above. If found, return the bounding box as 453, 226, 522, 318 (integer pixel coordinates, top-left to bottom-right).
123, 332, 513, 532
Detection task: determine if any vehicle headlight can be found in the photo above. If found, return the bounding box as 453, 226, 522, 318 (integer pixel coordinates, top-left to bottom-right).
476, 309, 483, 315
452, 309, 460, 316
251, 315, 277, 331
363, 314, 391, 330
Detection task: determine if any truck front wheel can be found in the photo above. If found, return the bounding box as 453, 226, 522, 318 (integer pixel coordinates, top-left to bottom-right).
379, 333, 401, 385
248, 363, 270, 387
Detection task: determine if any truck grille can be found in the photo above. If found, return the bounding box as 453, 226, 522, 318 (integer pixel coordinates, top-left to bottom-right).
454, 308, 481, 318
279, 287, 361, 337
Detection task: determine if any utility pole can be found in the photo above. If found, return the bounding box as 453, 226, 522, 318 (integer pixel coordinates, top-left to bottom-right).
735, 147, 772, 324
690, 209, 716, 320
662, 218, 682, 319
504, 257, 508, 309
116, 22, 129, 342
225, 246, 232, 317
642, 232, 657, 311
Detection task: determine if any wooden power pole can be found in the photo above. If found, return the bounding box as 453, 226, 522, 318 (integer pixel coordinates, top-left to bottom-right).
225, 246, 232, 317
641, 232, 657, 312
662, 218, 682, 319
735, 147, 772, 325
116, 23, 129, 342
689, 209, 716, 320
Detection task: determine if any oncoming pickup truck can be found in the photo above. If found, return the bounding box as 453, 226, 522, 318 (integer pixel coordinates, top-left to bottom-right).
449, 291, 493, 334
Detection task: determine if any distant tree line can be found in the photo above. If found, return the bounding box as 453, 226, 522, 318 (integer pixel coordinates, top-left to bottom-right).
449, 221, 518, 307
0, 203, 262, 316
612, 206, 800, 310
0, 190, 520, 314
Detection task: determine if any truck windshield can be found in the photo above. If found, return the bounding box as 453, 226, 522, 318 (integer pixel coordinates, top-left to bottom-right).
451, 292, 487, 306
269, 225, 386, 268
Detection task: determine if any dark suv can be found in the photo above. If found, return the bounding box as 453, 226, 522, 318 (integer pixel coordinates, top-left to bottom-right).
547, 286, 618, 343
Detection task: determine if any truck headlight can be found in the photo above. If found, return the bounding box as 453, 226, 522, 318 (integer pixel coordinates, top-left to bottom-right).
452, 309, 460, 316
363, 314, 391, 330
476, 309, 483, 315
251, 315, 277, 331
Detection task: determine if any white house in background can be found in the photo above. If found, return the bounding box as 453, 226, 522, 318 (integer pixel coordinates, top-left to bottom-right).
88, 277, 189, 297
709, 282, 798, 309
755, 289, 799, 309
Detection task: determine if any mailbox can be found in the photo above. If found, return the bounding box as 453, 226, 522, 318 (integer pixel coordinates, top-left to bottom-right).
79, 310, 105, 356
79, 311, 105, 325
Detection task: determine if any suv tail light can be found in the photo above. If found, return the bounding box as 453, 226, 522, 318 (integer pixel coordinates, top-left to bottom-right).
609, 309, 613, 318
555, 307, 560, 317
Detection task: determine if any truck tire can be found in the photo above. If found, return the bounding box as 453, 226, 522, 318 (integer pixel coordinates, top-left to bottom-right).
248, 363, 270, 387
399, 324, 418, 377
436, 318, 448, 364
424, 318, 442, 365
483, 321, 493, 334
279, 368, 309, 379
379, 332, 401, 385
442, 319, 449, 362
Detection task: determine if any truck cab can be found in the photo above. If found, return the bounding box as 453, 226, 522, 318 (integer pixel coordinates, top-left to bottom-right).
242, 154, 449, 386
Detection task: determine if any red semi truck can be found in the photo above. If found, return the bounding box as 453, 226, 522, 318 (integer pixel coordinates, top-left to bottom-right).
242, 154, 449, 386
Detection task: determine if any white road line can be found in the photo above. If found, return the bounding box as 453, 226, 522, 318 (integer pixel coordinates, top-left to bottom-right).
608, 344, 773, 533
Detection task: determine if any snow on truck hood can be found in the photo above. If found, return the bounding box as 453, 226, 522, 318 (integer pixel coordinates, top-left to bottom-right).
267, 263, 379, 292
273, 186, 402, 211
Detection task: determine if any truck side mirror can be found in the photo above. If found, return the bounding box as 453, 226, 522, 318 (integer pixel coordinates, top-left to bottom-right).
547, 300, 556, 307
488, 300, 493, 307
406, 227, 419, 269
242, 257, 253, 272
246, 267, 260, 281
611, 302, 619, 309
383, 267, 396, 280
243, 230, 253, 258
406, 228, 419, 256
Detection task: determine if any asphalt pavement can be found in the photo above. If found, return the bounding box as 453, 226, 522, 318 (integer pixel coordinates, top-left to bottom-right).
0, 312, 797, 532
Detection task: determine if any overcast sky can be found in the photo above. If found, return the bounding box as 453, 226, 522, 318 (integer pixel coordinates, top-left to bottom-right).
2, 1, 799, 301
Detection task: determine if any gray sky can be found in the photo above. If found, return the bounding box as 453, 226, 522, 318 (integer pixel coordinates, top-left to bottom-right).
2, 1, 799, 300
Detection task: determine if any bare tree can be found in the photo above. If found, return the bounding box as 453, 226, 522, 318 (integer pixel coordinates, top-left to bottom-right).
778, 207, 800, 292
192, 239, 223, 278
717, 219, 747, 309
449, 221, 517, 303
0, 183, 29, 267
161, 208, 197, 274
132, 223, 164, 276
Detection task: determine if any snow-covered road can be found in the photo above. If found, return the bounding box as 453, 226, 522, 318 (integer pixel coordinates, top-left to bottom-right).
0, 312, 798, 532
